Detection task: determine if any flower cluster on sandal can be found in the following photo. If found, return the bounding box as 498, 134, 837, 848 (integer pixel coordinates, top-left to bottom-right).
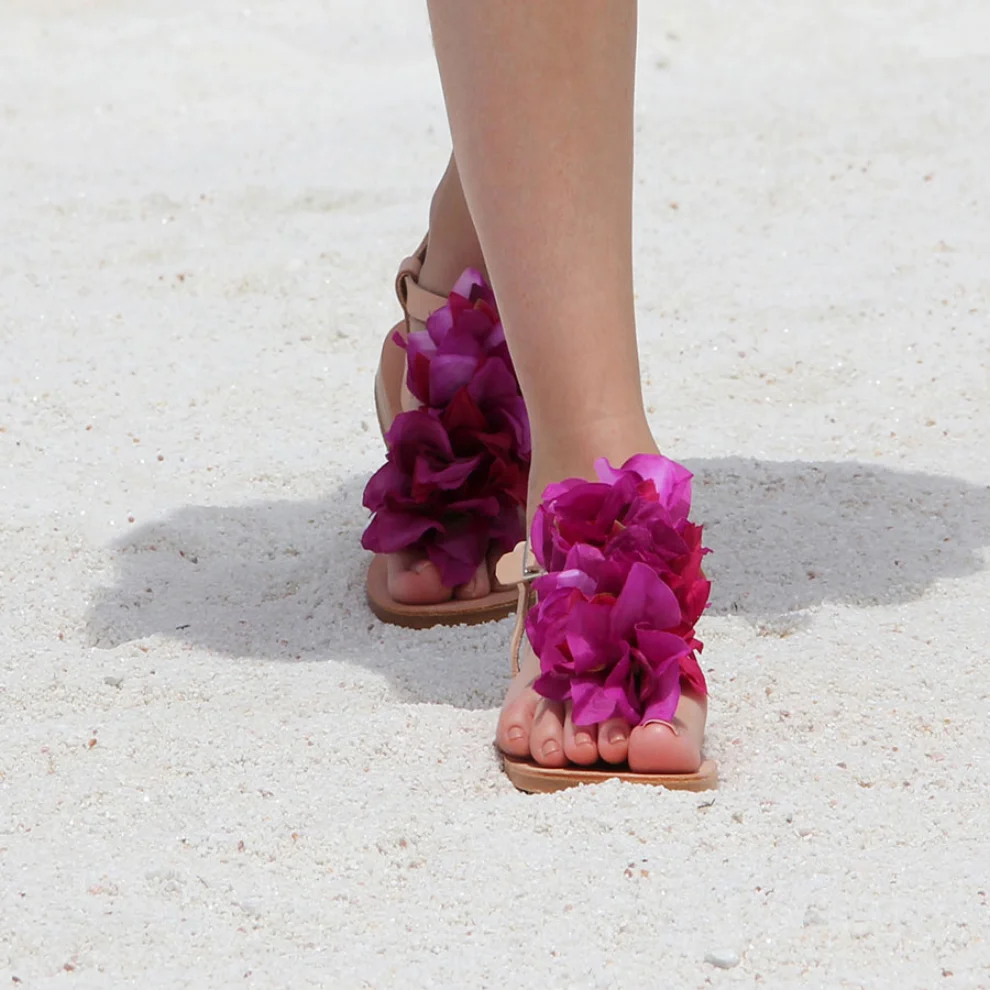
362, 269, 530, 589
526, 454, 711, 731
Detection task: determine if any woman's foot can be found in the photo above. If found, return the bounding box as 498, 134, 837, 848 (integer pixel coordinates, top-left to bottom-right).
385, 549, 491, 606
362, 235, 530, 621
495, 437, 710, 775
372, 158, 518, 609
497, 643, 707, 772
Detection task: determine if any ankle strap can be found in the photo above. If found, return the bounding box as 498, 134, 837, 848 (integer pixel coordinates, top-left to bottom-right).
394, 235, 448, 327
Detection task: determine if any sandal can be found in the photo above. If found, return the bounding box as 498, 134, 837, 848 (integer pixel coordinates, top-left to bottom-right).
495, 454, 718, 792
361, 237, 531, 628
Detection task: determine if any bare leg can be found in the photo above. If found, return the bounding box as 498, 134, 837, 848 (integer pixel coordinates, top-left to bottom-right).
428, 0, 706, 771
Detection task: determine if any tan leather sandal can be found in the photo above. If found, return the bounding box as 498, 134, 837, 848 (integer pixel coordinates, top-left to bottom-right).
361, 238, 530, 628
495, 455, 719, 794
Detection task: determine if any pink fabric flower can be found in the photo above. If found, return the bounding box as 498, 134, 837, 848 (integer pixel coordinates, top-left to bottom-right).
526, 454, 711, 724
361, 270, 530, 588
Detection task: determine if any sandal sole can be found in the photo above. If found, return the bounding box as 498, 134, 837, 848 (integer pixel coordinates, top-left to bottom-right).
502, 754, 718, 793
366, 554, 519, 628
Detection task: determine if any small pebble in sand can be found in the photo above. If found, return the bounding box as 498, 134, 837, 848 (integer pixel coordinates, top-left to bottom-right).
705, 949, 740, 969
103, 676, 123, 689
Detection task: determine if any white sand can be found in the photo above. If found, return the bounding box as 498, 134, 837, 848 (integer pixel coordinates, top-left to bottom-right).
2, 1, 989, 987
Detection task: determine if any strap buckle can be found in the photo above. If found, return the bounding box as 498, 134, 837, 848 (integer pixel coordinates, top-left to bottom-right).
495, 537, 543, 588
520, 535, 542, 583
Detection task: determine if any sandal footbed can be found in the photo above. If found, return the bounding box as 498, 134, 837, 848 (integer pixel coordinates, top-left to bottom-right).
502, 754, 718, 793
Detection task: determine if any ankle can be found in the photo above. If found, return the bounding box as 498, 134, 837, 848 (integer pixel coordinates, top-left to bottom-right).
418, 159, 486, 295
527, 419, 659, 512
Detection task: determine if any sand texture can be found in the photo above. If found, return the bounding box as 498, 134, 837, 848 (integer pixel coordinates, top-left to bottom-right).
2, 1, 989, 987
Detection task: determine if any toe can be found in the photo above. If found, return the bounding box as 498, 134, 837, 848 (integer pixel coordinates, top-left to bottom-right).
597, 717, 631, 765
529, 700, 568, 768
626, 721, 702, 774
496, 684, 540, 757
627, 689, 708, 774
453, 559, 492, 601
563, 703, 600, 766
386, 552, 454, 606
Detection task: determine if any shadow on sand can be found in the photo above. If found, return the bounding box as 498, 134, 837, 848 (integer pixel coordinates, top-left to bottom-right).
86, 458, 988, 704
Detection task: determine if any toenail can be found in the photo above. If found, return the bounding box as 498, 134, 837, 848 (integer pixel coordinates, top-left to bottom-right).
641, 719, 680, 736
411, 559, 432, 574
542, 740, 560, 758
575, 732, 594, 748
507, 727, 524, 742
607, 728, 627, 745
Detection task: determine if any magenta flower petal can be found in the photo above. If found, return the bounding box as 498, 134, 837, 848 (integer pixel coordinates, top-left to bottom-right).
538, 477, 585, 503
552, 484, 612, 519
361, 510, 439, 555
571, 675, 620, 726
362, 460, 404, 512
451, 266, 487, 301
466, 355, 518, 404
532, 644, 575, 701
565, 600, 612, 674
609, 562, 682, 641
636, 627, 693, 657
362, 269, 531, 589
601, 655, 646, 725
427, 527, 490, 587
412, 453, 481, 493
595, 454, 693, 522
383, 408, 453, 459
495, 397, 532, 458
425, 305, 454, 346
562, 542, 607, 576
527, 590, 574, 659
637, 629, 693, 722
450, 307, 497, 342
640, 657, 684, 724
552, 568, 598, 596
428, 354, 480, 407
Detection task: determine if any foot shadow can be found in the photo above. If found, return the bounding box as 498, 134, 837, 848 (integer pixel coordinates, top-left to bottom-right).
85, 460, 988, 706
691, 458, 988, 622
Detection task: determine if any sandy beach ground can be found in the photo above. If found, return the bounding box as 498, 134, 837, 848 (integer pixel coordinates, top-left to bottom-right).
2, 1, 989, 987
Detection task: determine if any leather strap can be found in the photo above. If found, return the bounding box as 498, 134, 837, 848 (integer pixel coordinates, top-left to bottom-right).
394, 235, 448, 329
496, 540, 542, 676
509, 585, 533, 676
